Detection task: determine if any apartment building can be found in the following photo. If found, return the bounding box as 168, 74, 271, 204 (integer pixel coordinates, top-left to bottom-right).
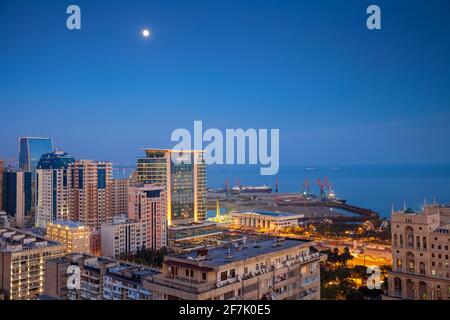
70, 160, 112, 229
44, 253, 117, 300
35, 151, 75, 228
145, 237, 322, 300
128, 184, 167, 250
103, 264, 158, 300
388, 204, 450, 300
100, 215, 146, 258
0, 228, 65, 300
110, 178, 131, 216
44, 253, 156, 300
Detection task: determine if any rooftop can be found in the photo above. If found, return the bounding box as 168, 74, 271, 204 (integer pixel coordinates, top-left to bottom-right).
0, 228, 62, 252
49, 220, 88, 229
173, 237, 310, 267
233, 210, 304, 218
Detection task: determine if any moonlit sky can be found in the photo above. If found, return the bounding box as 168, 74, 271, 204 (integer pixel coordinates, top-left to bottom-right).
1, 0, 450, 165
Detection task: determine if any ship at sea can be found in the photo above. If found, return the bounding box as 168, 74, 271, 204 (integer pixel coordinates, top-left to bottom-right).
229, 185, 273, 194
240, 185, 272, 193
208, 184, 273, 194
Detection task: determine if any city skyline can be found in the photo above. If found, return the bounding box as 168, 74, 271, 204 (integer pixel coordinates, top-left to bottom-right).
1, 0, 450, 166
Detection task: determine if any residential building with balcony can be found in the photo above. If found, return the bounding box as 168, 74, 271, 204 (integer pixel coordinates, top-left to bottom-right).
145, 236, 322, 300
0, 228, 65, 300
103, 264, 158, 300
44, 253, 117, 300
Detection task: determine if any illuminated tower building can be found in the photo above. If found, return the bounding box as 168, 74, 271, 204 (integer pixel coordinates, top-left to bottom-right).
70, 160, 112, 229
35, 151, 75, 228
137, 149, 206, 225
128, 184, 167, 250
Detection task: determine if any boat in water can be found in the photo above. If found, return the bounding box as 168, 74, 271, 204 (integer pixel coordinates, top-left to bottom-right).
240, 185, 272, 193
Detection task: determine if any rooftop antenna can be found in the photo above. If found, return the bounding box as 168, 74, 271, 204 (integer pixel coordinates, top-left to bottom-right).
275, 176, 279, 193
433, 196, 436, 204
391, 203, 394, 213
403, 201, 407, 211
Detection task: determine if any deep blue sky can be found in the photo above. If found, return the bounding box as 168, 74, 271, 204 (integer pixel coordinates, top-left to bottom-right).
1, 0, 449, 165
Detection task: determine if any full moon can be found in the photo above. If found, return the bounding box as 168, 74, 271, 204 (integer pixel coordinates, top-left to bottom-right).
142, 29, 151, 38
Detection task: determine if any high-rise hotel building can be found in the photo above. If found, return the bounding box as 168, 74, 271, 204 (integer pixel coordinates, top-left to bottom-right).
128, 185, 167, 250
35, 151, 75, 228
70, 160, 112, 229
137, 149, 206, 225
388, 204, 450, 300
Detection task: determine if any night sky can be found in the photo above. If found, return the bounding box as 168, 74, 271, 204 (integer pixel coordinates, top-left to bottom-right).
1, 0, 449, 165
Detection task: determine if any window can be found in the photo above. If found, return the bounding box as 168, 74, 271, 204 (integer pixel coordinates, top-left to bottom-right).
229, 269, 236, 278
221, 271, 228, 281
224, 290, 235, 300
190, 270, 194, 278
202, 272, 207, 281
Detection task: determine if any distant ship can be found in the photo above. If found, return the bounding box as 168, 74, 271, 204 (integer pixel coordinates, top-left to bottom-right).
240, 185, 272, 193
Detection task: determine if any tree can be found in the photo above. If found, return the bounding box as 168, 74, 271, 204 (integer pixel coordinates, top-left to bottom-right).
339, 247, 353, 266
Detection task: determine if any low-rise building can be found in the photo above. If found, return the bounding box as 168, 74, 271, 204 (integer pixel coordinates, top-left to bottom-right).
46, 220, 92, 254
0, 228, 65, 300
44, 253, 118, 300
230, 211, 304, 230
44, 253, 157, 300
145, 236, 322, 300
103, 264, 158, 300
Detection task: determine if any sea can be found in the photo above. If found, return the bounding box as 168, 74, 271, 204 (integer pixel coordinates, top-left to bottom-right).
113, 164, 450, 219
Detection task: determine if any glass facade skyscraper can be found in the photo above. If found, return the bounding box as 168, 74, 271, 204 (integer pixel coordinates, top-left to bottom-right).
19, 137, 54, 175
137, 149, 207, 225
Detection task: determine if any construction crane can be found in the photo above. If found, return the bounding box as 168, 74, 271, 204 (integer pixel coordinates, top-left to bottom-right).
317, 178, 324, 196
303, 177, 310, 195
